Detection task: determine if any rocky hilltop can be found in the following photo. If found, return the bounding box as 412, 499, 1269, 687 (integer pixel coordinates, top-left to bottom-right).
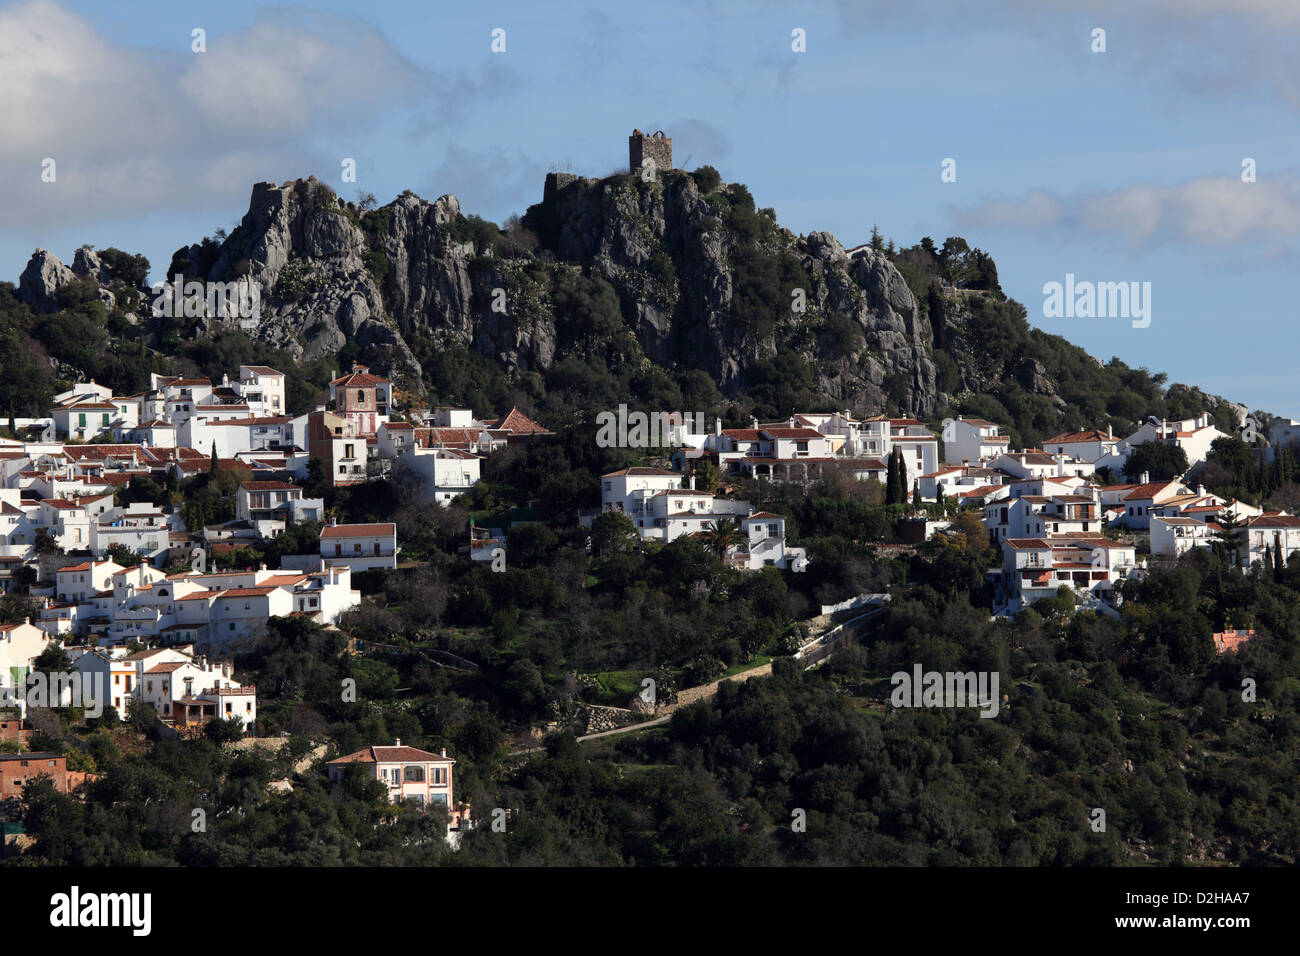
12, 167, 1253, 438
15, 169, 944, 416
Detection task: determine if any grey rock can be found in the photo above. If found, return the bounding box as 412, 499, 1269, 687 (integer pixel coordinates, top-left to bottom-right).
18, 249, 78, 313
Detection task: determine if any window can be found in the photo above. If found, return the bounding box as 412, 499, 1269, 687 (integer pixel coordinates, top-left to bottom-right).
354, 543, 362, 553
335, 543, 342, 556
373, 542, 381, 556
404, 765, 425, 783
432, 767, 446, 785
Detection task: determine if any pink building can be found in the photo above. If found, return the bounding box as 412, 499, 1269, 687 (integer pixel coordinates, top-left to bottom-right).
326, 740, 467, 828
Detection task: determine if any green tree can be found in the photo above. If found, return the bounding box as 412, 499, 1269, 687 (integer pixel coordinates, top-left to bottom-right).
1214, 510, 1246, 568
590, 511, 639, 557
1122, 441, 1188, 481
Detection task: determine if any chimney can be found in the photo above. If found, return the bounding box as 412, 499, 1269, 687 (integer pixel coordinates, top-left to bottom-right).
440, 748, 447, 758
750, 417, 758, 430
1141, 471, 1150, 485
394, 738, 401, 747
1197, 485, 1206, 497
714, 417, 722, 437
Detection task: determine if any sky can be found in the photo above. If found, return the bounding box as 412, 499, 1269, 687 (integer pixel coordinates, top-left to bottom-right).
0, 0, 1297, 416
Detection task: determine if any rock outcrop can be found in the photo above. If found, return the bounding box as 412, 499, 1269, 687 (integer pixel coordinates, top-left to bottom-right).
15, 169, 952, 415
18, 249, 78, 312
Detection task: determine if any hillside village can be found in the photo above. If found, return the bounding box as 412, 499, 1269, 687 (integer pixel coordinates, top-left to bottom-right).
0, 347, 1290, 767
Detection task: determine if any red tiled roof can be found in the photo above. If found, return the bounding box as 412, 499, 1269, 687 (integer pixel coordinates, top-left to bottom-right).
331, 370, 389, 387
601, 467, 677, 478
320, 523, 395, 538
1124, 481, 1179, 501
328, 745, 453, 765
1044, 430, 1113, 444
760, 427, 824, 439
494, 407, 551, 435
218, 587, 278, 598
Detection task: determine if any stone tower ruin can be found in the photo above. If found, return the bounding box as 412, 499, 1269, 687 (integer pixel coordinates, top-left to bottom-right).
629, 129, 672, 175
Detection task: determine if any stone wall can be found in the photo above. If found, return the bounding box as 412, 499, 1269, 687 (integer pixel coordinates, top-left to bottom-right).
661, 663, 773, 713
584, 704, 639, 734
629, 129, 672, 174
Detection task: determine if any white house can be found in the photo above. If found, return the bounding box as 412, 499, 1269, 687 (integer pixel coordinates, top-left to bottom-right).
235, 481, 324, 537
943, 417, 1011, 466
598, 467, 683, 520
1242, 514, 1300, 569
1115, 480, 1190, 530
393, 445, 481, 505
993, 534, 1138, 615
1097, 414, 1227, 475
739, 512, 808, 571
0, 620, 51, 717
1150, 515, 1218, 559
320, 522, 398, 573
1041, 428, 1119, 464
237, 366, 287, 417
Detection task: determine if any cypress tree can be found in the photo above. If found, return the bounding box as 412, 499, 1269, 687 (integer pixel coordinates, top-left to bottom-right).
898, 452, 909, 508
886, 449, 899, 504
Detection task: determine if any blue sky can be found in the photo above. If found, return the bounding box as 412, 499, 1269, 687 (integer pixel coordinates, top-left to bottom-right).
2, 0, 1297, 416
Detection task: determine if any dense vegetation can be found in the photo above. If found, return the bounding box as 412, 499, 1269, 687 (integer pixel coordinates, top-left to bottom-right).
13, 538, 1298, 866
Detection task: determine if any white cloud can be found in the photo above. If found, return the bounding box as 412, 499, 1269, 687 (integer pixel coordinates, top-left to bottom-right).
0, 1, 439, 228
956, 174, 1300, 251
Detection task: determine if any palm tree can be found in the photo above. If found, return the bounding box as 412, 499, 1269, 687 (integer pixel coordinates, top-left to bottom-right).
702, 517, 742, 561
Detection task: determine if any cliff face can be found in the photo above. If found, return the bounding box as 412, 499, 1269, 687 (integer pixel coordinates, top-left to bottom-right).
534, 171, 940, 415
16, 170, 948, 415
